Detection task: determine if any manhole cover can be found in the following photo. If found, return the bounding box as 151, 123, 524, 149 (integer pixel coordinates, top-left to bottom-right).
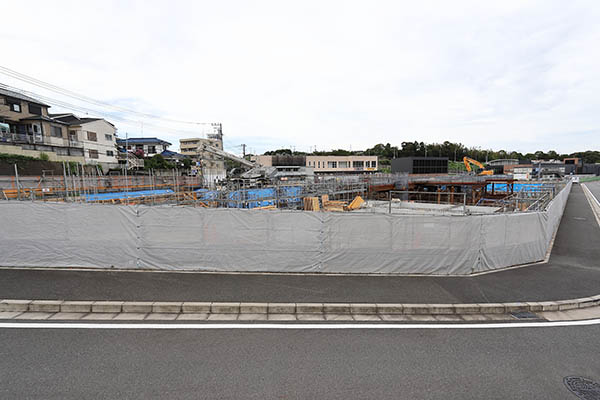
564, 376, 600, 399
510, 311, 539, 319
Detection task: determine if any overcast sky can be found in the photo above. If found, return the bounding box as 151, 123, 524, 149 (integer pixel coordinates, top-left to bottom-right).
1, 0, 599, 155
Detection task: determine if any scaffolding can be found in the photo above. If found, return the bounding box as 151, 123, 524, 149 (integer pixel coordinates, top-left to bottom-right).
0, 166, 564, 215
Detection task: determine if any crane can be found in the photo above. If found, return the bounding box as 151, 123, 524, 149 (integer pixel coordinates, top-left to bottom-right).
463, 156, 493, 175
200, 143, 256, 169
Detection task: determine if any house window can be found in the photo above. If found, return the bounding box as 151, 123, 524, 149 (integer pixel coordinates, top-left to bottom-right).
318, 161, 321, 168
338, 161, 349, 168
107, 150, 114, 157
148, 145, 156, 154
51, 126, 63, 138
33, 125, 38, 133
6, 98, 21, 112
105, 134, 113, 141
87, 131, 97, 141
353, 161, 364, 168
327, 161, 337, 168
88, 149, 99, 159
28, 104, 42, 115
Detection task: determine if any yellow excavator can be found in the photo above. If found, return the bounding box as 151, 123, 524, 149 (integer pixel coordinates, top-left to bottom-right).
463, 156, 493, 175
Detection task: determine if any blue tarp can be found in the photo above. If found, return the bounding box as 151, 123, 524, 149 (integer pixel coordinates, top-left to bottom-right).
84, 189, 174, 202
194, 186, 303, 208
279, 186, 302, 206
486, 183, 544, 192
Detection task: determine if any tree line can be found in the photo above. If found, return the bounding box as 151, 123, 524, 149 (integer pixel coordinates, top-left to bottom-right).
264, 142, 600, 165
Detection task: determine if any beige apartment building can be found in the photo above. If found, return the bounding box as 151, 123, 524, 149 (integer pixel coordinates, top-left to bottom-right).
180, 135, 226, 182
306, 155, 378, 172
252, 154, 378, 173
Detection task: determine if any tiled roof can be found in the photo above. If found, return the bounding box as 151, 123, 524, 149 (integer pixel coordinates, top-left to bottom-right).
0, 86, 49, 107
116, 137, 172, 146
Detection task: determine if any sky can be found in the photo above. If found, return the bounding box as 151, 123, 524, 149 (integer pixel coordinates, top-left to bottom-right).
1, 0, 599, 155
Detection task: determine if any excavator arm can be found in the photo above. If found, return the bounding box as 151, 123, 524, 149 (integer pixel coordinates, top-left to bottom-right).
463, 157, 493, 175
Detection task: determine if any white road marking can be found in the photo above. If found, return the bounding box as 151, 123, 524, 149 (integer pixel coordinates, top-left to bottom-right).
582, 183, 600, 228
0, 319, 599, 330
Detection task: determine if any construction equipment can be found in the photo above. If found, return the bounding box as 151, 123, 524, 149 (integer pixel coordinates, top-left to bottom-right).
200, 143, 256, 169
463, 157, 493, 176
320, 195, 365, 212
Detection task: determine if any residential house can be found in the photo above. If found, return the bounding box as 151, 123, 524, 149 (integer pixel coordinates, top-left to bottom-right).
51, 113, 118, 169
0, 87, 85, 162
160, 149, 188, 166
116, 137, 171, 157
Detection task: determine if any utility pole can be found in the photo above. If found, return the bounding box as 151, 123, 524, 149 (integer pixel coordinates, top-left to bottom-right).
241, 144, 246, 157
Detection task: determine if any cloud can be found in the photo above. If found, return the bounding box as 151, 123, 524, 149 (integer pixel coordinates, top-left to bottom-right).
1, 0, 599, 154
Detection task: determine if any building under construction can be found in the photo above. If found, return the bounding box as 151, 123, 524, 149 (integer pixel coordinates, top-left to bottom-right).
0, 160, 563, 215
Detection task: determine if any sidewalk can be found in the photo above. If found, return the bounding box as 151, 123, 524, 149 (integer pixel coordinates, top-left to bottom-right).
1, 184, 599, 304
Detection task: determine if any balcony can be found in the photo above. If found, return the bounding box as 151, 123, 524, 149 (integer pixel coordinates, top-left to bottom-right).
0, 132, 41, 144
0, 132, 83, 149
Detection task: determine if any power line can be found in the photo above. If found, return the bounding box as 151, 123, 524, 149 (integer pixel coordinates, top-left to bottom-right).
0, 65, 211, 126
0, 82, 206, 137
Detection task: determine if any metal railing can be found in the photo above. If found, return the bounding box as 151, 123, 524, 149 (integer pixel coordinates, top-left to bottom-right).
0, 132, 83, 149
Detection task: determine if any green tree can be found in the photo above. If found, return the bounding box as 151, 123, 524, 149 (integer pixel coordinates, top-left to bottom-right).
144, 154, 175, 170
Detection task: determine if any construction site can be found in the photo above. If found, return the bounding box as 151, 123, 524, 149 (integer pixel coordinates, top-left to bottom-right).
0, 145, 573, 276
0, 149, 564, 216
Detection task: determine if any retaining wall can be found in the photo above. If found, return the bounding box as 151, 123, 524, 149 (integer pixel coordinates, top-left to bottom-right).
0, 181, 572, 275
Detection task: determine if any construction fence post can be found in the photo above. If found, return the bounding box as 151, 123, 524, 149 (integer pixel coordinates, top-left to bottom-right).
14, 164, 21, 200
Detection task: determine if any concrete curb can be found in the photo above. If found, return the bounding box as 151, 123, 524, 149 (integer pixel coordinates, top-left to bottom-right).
2, 295, 600, 315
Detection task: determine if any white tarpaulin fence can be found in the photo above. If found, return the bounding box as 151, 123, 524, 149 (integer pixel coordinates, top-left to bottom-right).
0, 181, 571, 275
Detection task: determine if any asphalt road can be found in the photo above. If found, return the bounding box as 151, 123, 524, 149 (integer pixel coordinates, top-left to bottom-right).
0, 324, 598, 399
586, 180, 600, 205
1, 184, 599, 303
